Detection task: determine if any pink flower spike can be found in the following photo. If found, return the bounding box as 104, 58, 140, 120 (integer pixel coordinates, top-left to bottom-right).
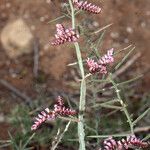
54, 96, 76, 116
98, 48, 114, 65
102, 135, 150, 150
51, 24, 79, 46
73, 0, 101, 14
31, 96, 77, 131
31, 108, 52, 131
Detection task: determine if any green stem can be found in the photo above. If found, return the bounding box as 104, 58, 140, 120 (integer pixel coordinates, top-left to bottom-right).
109, 74, 134, 135
68, 0, 86, 149
74, 43, 85, 78
78, 78, 86, 150
68, 0, 75, 29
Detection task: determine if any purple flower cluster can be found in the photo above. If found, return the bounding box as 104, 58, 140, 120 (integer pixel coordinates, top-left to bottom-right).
73, 0, 101, 14
101, 135, 149, 150
98, 48, 114, 65
51, 24, 79, 46
53, 96, 76, 116
31, 96, 76, 130
86, 48, 114, 75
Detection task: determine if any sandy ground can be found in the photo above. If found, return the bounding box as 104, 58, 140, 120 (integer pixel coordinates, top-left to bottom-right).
0, 0, 149, 141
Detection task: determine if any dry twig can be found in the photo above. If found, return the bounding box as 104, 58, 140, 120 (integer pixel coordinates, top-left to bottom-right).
113, 52, 141, 78
0, 79, 31, 104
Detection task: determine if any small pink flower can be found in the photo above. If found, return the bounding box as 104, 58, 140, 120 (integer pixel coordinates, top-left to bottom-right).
98, 48, 114, 65
51, 24, 79, 46
103, 137, 117, 150
127, 135, 149, 148
56, 24, 65, 36
31, 108, 55, 131
54, 96, 76, 116
31, 96, 76, 131
73, 0, 101, 14
86, 58, 99, 73
56, 96, 64, 106
99, 65, 107, 74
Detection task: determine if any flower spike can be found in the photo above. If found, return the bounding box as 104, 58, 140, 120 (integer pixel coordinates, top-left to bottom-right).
51, 24, 79, 46
86, 58, 99, 74
101, 135, 150, 150
54, 96, 76, 116
31, 108, 55, 131
98, 48, 114, 65
86, 48, 114, 75
73, 0, 101, 14
31, 96, 76, 130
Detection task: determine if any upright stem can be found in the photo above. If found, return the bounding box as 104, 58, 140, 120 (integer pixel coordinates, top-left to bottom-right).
68, 0, 86, 149
74, 43, 85, 78
109, 74, 134, 135
68, 0, 75, 29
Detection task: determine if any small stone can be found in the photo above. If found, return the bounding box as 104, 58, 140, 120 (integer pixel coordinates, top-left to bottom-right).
141, 22, 146, 28
40, 16, 45, 22
110, 32, 119, 39
124, 38, 129, 43
146, 11, 150, 16
30, 25, 36, 31
46, 0, 51, 4
93, 21, 99, 27
6, 3, 11, 8
1, 19, 33, 59
112, 42, 120, 48
1, 13, 7, 18
126, 26, 133, 34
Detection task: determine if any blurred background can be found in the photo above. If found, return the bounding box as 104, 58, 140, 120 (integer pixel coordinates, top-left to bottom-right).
0, 0, 150, 149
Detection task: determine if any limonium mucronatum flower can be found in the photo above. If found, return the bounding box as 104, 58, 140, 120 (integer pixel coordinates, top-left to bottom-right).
98, 48, 114, 65
51, 24, 79, 46
53, 96, 76, 116
31, 108, 55, 131
100, 135, 150, 150
86, 48, 114, 75
31, 96, 76, 130
86, 58, 99, 74
73, 0, 101, 14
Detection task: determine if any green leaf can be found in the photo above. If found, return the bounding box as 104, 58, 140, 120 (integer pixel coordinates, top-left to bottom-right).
115, 46, 135, 70
133, 108, 150, 126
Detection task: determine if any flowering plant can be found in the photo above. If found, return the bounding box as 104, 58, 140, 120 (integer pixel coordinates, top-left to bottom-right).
30, 0, 150, 149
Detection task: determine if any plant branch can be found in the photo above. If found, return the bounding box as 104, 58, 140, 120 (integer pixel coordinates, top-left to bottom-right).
68, 0, 86, 149
69, 0, 75, 29
109, 74, 134, 135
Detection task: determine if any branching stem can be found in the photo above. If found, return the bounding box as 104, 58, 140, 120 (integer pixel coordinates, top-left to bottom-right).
109, 74, 134, 135
68, 0, 86, 149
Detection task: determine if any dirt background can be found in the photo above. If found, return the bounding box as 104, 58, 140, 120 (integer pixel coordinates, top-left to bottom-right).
0, 0, 150, 143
